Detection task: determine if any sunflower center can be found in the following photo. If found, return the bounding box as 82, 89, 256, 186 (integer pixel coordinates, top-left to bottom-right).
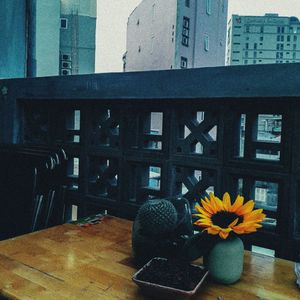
211, 211, 243, 228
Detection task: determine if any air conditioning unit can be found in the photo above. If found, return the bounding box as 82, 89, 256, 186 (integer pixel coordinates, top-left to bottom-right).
61, 54, 71, 61
61, 61, 72, 69
61, 69, 71, 76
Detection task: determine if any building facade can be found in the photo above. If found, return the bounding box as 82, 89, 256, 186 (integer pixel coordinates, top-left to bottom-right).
124, 0, 228, 72
227, 13, 300, 66
0, 0, 96, 79
60, 0, 97, 76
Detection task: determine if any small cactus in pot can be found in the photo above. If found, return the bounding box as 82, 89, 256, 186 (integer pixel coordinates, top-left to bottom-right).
132, 198, 192, 266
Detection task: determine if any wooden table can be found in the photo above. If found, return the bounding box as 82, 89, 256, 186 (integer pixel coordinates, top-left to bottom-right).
0, 216, 298, 300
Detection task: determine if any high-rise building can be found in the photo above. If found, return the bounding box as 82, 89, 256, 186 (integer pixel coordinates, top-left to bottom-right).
60, 0, 97, 76
227, 13, 300, 66
124, 0, 228, 72
0, 0, 96, 79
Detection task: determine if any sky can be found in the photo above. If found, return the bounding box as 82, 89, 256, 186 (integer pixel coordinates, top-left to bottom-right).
95, 0, 300, 73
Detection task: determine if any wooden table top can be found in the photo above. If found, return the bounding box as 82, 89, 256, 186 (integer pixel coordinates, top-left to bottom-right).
0, 215, 298, 300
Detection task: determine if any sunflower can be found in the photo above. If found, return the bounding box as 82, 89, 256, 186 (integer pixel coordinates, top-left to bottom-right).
193, 192, 266, 239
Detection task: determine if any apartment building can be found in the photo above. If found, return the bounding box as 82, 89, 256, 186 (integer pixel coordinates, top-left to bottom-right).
124, 0, 228, 71
0, 0, 96, 78
227, 13, 300, 65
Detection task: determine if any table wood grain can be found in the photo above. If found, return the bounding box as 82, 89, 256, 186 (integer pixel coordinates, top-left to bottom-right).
0, 216, 298, 300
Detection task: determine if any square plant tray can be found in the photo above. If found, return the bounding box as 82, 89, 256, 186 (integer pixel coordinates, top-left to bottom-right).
132, 257, 209, 297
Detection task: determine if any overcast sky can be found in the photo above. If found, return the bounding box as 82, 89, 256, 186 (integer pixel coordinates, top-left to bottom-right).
95, 0, 300, 73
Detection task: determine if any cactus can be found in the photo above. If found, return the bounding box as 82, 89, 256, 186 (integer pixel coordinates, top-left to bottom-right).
136, 199, 178, 236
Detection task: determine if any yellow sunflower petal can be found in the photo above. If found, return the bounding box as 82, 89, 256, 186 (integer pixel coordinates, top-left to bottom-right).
207, 194, 218, 213
195, 219, 212, 226
232, 227, 246, 234
222, 192, 232, 211
219, 230, 230, 239
228, 218, 239, 228
194, 204, 212, 217
201, 199, 215, 214
236, 200, 255, 216
231, 195, 244, 212
207, 227, 220, 235
243, 210, 266, 222
213, 195, 224, 211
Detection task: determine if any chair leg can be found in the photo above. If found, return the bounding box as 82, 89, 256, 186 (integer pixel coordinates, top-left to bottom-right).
31, 195, 44, 232
45, 190, 56, 228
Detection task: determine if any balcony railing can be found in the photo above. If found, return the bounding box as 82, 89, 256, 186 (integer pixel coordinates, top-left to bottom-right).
0, 64, 300, 260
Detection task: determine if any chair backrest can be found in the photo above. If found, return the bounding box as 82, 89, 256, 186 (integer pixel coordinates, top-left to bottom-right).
0, 145, 68, 238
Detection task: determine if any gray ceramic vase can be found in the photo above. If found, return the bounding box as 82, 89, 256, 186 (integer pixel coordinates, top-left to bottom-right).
204, 236, 244, 284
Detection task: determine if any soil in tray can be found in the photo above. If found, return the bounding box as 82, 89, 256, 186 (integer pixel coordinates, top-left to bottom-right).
136, 259, 206, 291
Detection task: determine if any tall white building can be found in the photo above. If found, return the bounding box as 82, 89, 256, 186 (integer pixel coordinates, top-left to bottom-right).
227, 13, 300, 65
0, 0, 96, 79
124, 0, 228, 72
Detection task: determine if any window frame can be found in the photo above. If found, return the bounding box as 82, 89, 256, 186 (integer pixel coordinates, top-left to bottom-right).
180, 56, 188, 69
206, 0, 212, 15
60, 18, 68, 29
182, 16, 190, 47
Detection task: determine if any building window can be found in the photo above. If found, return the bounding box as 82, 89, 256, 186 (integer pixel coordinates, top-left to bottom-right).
254, 51, 257, 58
181, 56, 188, 69
182, 16, 190, 47
246, 26, 250, 33
287, 35, 291, 42
281, 35, 284, 42
260, 26, 264, 33
185, 0, 190, 7
260, 36, 263, 41
60, 18, 68, 29
245, 43, 249, 49
254, 43, 257, 50
294, 35, 297, 42
281, 26, 285, 33
253, 60, 256, 64
204, 34, 209, 51
277, 35, 280, 42
293, 52, 296, 59
206, 0, 212, 15
277, 27, 281, 33
245, 51, 248, 58
293, 44, 297, 50
244, 60, 248, 64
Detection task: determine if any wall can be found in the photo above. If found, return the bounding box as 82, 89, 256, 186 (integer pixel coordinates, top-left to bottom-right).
0, 0, 26, 78
34, 0, 60, 76
125, 0, 177, 71
192, 0, 228, 68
